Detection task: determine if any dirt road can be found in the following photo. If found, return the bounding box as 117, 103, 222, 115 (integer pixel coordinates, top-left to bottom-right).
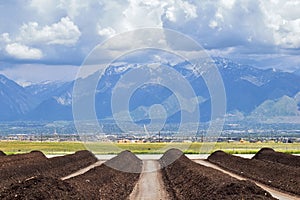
61, 160, 105, 180
193, 159, 299, 200
129, 160, 169, 200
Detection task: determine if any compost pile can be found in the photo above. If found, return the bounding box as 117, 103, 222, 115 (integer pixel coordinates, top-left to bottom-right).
47, 150, 98, 177
253, 147, 300, 168
67, 150, 142, 199
0, 176, 83, 200
0, 151, 49, 189
0, 150, 97, 189
0, 150, 142, 200
160, 148, 275, 200
208, 150, 300, 196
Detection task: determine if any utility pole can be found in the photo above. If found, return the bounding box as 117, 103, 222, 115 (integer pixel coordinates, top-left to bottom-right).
158, 131, 161, 143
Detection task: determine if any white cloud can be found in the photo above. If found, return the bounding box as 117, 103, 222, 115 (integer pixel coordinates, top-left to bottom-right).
209, 20, 218, 29
120, 0, 165, 29
15, 17, 81, 45
260, 0, 300, 48
29, 0, 59, 15
165, 6, 177, 22
98, 26, 116, 37
0, 0, 300, 74
29, 0, 90, 20
96, 0, 198, 35
164, 0, 197, 23
5, 43, 43, 59
1, 33, 11, 43
57, 0, 90, 18
220, 0, 236, 9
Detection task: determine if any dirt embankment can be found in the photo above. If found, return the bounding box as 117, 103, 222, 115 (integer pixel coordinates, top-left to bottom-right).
0, 151, 6, 156
252, 148, 300, 168
0, 150, 97, 189
66, 150, 143, 200
208, 150, 300, 196
160, 148, 275, 200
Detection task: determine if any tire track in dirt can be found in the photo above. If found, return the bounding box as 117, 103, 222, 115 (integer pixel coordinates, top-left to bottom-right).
129, 160, 169, 200
193, 159, 299, 200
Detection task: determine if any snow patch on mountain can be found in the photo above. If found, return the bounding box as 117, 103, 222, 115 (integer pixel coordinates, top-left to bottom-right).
240, 75, 266, 86
54, 91, 72, 106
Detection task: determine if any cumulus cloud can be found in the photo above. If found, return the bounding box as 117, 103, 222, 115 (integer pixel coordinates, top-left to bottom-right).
1, 16, 81, 50
94, 0, 198, 37
98, 26, 116, 37
15, 17, 81, 45
5, 43, 43, 59
0, 0, 300, 80
164, 0, 198, 23
260, 0, 300, 48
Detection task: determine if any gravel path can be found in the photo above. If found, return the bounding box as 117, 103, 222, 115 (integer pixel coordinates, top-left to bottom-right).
129, 160, 169, 200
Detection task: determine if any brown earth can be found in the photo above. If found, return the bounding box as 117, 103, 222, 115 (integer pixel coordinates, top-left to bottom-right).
47, 150, 98, 178
0, 151, 49, 189
0, 150, 97, 189
0, 150, 6, 156
208, 150, 300, 196
0, 150, 142, 200
160, 148, 275, 200
0, 176, 84, 200
0, 150, 47, 167
67, 150, 142, 199
252, 148, 300, 168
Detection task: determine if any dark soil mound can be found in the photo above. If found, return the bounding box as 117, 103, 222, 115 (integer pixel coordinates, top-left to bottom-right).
160, 149, 275, 200
0, 151, 47, 167
0, 150, 141, 199
47, 150, 98, 177
67, 150, 142, 199
160, 148, 184, 168
0, 151, 6, 156
0, 151, 49, 188
208, 150, 300, 196
253, 148, 300, 167
0, 150, 97, 189
0, 176, 83, 200
104, 150, 142, 173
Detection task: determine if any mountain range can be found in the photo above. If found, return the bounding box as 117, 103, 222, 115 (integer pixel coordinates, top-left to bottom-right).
1, 57, 300, 122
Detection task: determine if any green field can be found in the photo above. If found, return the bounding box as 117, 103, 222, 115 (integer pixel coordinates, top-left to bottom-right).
1, 141, 300, 155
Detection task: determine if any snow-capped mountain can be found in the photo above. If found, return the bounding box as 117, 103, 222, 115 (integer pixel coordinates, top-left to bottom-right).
0, 75, 37, 120
25, 81, 73, 103
215, 57, 300, 114
1, 57, 300, 122
24, 81, 74, 120
170, 57, 300, 120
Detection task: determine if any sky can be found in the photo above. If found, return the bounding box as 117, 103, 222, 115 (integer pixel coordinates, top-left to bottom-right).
0, 0, 300, 84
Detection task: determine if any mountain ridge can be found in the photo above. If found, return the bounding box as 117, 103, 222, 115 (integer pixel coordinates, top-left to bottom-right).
1, 57, 300, 122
